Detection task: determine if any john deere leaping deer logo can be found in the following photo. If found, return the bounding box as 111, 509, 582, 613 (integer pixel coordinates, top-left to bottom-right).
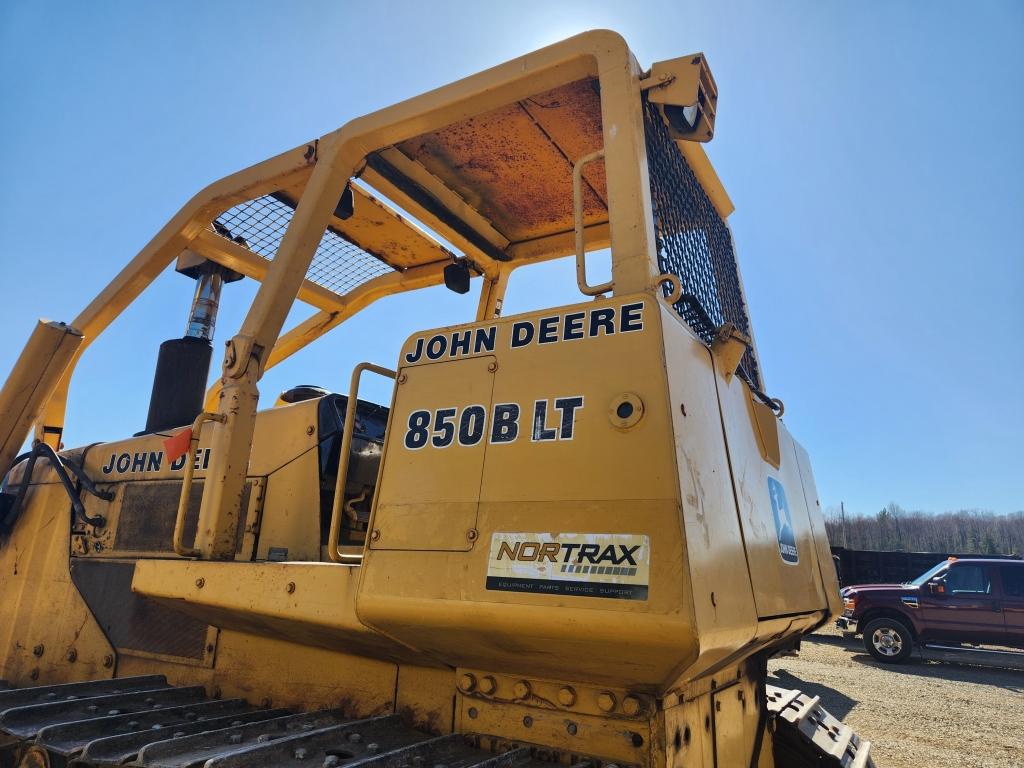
768, 478, 799, 565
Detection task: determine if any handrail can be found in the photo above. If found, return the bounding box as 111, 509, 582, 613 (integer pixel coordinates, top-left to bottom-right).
573, 149, 613, 296
328, 362, 396, 564
172, 411, 226, 557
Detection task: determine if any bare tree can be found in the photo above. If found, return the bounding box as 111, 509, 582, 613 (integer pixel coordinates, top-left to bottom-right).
824, 507, 1024, 554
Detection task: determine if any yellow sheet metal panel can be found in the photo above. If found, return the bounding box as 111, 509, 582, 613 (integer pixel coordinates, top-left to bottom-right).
77, 397, 320, 483
665, 693, 715, 768
371, 354, 497, 552
712, 684, 753, 766
359, 549, 696, 688
476, 297, 675, 502
395, 665, 456, 735
82, 432, 212, 484
0, 483, 114, 686
256, 448, 321, 562
372, 295, 677, 513
791, 439, 843, 618
115, 628, 399, 716
715, 373, 830, 618
458, 695, 650, 765
359, 297, 703, 688
131, 560, 423, 663
659, 306, 758, 678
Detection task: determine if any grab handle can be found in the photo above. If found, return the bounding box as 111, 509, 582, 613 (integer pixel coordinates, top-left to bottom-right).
172, 411, 226, 557
573, 150, 613, 296
328, 362, 396, 564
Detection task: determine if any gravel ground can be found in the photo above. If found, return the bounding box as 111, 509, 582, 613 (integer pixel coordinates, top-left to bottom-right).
768, 626, 1024, 768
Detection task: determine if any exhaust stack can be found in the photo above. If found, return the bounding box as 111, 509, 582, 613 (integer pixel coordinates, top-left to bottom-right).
143, 254, 241, 433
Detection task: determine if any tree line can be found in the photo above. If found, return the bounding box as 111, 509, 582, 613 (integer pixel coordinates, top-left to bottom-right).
824, 504, 1024, 555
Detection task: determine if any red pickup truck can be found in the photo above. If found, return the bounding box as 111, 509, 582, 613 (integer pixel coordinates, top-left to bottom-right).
836, 557, 1024, 662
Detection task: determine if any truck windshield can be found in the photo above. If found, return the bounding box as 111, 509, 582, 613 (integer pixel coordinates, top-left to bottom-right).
908, 561, 949, 586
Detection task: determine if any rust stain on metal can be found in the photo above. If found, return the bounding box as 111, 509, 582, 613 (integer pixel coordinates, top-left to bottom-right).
397, 78, 607, 244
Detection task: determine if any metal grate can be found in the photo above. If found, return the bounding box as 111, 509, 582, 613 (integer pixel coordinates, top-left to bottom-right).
212, 194, 395, 296
643, 96, 762, 390
114, 479, 250, 554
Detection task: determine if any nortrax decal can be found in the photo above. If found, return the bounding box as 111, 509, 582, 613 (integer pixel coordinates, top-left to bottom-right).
404, 302, 645, 364
404, 397, 584, 449
486, 532, 650, 601
101, 448, 211, 476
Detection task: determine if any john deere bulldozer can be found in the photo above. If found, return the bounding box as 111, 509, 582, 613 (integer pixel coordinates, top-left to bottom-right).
0, 30, 873, 768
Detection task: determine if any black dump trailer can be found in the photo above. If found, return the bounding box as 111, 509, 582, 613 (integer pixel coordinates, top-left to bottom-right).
830, 547, 1021, 586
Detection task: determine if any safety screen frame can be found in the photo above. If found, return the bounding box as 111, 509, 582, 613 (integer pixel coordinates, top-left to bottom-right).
211, 194, 396, 297
643, 96, 762, 390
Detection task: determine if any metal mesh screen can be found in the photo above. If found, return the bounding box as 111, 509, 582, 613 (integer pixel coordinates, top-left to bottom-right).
643, 96, 762, 390
212, 194, 394, 296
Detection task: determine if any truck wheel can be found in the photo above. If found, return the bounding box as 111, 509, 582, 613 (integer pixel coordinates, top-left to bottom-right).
862, 617, 913, 663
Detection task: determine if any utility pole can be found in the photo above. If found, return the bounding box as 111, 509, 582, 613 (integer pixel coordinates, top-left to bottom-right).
841, 501, 848, 548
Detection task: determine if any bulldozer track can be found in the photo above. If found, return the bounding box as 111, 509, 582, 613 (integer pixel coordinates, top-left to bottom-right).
766, 685, 874, 768
0, 677, 873, 768
0, 676, 551, 768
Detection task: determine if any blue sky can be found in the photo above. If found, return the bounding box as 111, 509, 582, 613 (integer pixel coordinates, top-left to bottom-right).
0, 1, 1020, 516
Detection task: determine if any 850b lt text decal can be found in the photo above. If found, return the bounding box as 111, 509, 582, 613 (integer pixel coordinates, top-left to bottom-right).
403, 397, 584, 449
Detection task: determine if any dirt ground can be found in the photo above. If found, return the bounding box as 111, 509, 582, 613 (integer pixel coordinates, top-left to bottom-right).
768, 626, 1024, 768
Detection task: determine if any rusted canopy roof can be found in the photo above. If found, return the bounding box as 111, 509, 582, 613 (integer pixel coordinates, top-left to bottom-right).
198, 44, 730, 301
203, 76, 613, 300
391, 78, 608, 247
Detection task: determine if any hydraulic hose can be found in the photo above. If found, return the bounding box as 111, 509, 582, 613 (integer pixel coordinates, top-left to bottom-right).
0, 442, 111, 535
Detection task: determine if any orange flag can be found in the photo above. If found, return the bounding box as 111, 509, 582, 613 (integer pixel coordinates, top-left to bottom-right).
164, 427, 193, 464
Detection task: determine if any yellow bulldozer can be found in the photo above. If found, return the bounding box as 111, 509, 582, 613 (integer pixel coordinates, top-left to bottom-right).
0, 30, 873, 768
